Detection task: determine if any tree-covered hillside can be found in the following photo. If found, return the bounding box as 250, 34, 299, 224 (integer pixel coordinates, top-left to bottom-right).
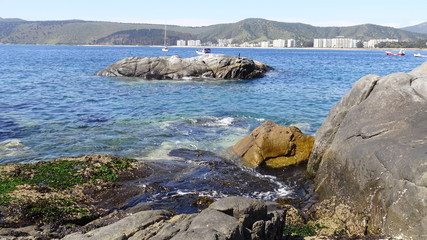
0, 18, 426, 46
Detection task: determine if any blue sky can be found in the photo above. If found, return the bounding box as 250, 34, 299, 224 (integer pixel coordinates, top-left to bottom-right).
1, 0, 425, 28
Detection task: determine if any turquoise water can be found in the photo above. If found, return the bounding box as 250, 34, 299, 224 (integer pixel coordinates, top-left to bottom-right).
0, 45, 425, 164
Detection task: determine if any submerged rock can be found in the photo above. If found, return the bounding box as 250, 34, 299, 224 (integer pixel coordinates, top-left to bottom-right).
95, 54, 272, 80
307, 62, 427, 237
232, 120, 314, 168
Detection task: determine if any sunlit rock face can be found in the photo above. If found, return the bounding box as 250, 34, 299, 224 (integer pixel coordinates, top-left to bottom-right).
233, 120, 314, 168
307, 62, 427, 237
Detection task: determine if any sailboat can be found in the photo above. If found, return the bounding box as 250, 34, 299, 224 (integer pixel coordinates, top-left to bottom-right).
161, 25, 169, 52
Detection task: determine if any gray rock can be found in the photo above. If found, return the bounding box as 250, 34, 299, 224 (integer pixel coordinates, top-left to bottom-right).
209, 196, 268, 228
307, 62, 427, 238
61, 197, 283, 240
171, 228, 227, 240
129, 214, 196, 240
187, 208, 244, 240
62, 210, 172, 240
95, 54, 271, 80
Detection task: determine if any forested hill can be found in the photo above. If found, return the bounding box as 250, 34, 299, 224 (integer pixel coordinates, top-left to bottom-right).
0, 18, 425, 46
401, 21, 427, 34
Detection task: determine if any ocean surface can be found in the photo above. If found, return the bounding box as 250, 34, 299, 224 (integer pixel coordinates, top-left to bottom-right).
0, 45, 425, 209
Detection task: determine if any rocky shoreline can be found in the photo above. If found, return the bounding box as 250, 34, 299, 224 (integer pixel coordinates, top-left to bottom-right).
1, 62, 426, 239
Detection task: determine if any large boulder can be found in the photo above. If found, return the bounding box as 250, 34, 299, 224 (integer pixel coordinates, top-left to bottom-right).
233, 120, 314, 168
95, 54, 272, 80
307, 62, 427, 238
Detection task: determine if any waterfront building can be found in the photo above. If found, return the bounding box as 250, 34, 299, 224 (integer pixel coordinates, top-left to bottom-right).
187, 40, 202, 46
218, 39, 233, 47
260, 41, 270, 48
287, 39, 295, 48
176, 40, 186, 46
314, 37, 355, 48
272, 39, 286, 48
366, 39, 399, 48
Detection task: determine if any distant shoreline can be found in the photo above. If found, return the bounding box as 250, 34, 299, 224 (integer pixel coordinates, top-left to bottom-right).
1, 43, 426, 51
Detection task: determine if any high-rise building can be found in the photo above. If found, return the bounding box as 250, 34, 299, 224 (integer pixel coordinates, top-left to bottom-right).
272, 39, 286, 48
287, 39, 295, 48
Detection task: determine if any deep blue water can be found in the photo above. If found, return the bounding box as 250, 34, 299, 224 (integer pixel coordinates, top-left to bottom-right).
0, 45, 426, 164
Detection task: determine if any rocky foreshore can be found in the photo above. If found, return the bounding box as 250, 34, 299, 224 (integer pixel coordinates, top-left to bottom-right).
95, 54, 272, 80
1, 62, 426, 240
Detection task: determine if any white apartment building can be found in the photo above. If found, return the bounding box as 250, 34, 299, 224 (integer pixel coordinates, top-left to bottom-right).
187, 40, 201, 46
365, 39, 398, 48
260, 41, 270, 48
218, 39, 233, 47
287, 39, 295, 48
314, 37, 355, 48
272, 39, 286, 48
176, 40, 186, 46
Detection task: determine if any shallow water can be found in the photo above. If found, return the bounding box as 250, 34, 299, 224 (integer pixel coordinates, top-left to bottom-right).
0, 45, 425, 206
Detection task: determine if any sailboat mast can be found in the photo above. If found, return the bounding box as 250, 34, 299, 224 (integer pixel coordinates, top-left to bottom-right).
163, 25, 167, 46
161, 24, 169, 51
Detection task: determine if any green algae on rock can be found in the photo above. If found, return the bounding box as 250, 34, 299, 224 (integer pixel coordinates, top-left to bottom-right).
0, 154, 148, 227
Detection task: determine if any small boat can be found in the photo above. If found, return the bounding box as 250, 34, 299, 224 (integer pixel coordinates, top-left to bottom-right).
414, 53, 427, 58
196, 48, 211, 55
161, 25, 169, 52
386, 49, 405, 56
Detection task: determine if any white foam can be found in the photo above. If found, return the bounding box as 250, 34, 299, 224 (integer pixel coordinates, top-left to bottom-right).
291, 122, 312, 132
143, 140, 198, 160
244, 169, 293, 200
199, 117, 235, 127
0, 139, 32, 158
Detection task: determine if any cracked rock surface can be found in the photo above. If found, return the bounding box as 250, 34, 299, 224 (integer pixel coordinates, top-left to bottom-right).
62, 196, 284, 240
307, 62, 427, 238
95, 54, 272, 80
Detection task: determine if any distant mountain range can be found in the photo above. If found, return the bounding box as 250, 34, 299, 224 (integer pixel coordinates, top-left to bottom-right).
0, 18, 426, 46
401, 21, 427, 34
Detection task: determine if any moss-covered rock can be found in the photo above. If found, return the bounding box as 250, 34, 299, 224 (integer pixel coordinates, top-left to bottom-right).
0, 154, 149, 228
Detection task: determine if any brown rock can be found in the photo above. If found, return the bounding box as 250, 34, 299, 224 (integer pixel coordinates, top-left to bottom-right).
232, 120, 314, 168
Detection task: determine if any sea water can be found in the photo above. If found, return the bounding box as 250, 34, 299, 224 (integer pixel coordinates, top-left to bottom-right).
0, 45, 425, 208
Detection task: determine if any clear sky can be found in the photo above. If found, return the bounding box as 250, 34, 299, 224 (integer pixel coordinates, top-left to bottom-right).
0, 0, 425, 28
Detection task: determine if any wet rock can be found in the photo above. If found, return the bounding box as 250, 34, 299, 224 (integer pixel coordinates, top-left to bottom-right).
0, 154, 151, 229
307, 62, 427, 237
95, 54, 272, 80
232, 120, 314, 168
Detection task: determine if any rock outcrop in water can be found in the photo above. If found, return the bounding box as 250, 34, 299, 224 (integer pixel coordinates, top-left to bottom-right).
63, 196, 284, 240
307, 62, 427, 237
233, 120, 314, 168
95, 54, 272, 80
